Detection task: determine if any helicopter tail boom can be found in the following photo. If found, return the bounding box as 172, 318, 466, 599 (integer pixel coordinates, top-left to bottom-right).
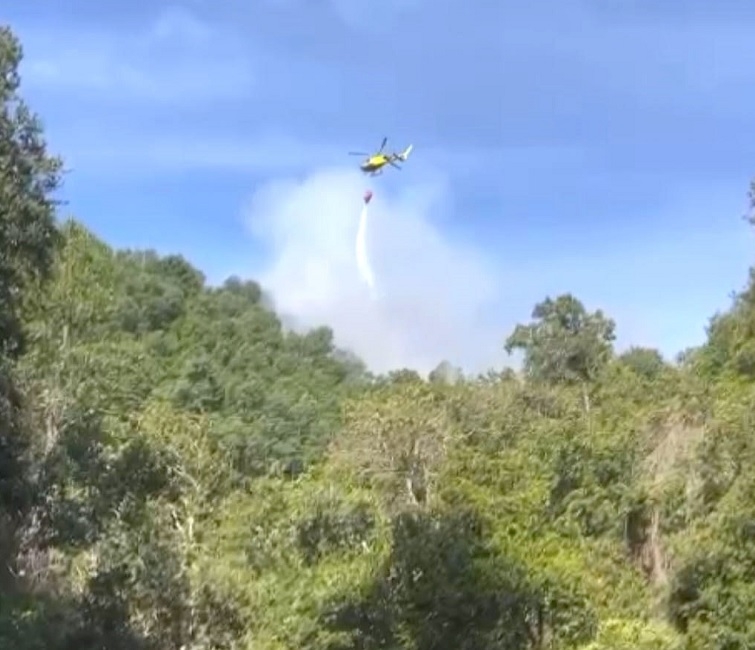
396, 144, 413, 161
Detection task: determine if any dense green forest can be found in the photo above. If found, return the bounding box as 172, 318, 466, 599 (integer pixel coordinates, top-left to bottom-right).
2, 24, 755, 650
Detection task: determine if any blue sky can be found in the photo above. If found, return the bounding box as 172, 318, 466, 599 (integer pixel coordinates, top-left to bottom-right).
6, 0, 755, 373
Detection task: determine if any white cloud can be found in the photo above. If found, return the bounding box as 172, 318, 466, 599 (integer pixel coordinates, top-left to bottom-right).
54, 129, 344, 176
18, 7, 253, 103
244, 167, 508, 375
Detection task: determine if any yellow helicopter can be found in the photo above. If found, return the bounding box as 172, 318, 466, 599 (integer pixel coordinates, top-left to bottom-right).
348, 137, 413, 175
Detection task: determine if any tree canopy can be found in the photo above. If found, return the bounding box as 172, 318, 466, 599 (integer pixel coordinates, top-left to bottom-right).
2, 22, 755, 650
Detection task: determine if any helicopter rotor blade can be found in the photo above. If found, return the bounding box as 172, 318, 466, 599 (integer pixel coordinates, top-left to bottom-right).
348, 151, 369, 156
378, 136, 387, 152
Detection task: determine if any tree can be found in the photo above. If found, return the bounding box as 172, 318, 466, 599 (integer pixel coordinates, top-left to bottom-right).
321, 507, 551, 650
0, 23, 63, 577
504, 294, 615, 412
746, 177, 755, 227
618, 346, 667, 379
0, 26, 148, 650
333, 380, 455, 509
429, 360, 463, 385
0, 25, 63, 358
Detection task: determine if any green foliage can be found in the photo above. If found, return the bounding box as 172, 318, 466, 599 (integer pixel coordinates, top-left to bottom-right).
0, 26, 67, 647
618, 346, 668, 380
697, 268, 755, 380
505, 294, 616, 387
333, 378, 456, 509
579, 618, 682, 650
0, 25, 62, 359
320, 506, 592, 650
5, 20, 755, 650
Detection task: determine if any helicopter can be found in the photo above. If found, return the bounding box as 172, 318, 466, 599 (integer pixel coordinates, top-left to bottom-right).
348, 137, 413, 175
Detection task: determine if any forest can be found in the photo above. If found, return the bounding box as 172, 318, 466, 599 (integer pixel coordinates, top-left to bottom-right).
2, 23, 755, 650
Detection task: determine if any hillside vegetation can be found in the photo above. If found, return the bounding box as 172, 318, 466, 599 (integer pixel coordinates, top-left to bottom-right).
2, 24, 755, 650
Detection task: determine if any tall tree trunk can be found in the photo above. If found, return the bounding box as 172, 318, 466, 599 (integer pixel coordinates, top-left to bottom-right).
581, 384, 590, 415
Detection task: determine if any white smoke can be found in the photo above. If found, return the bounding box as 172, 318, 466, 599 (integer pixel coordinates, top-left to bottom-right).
244, 167, 505, 375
